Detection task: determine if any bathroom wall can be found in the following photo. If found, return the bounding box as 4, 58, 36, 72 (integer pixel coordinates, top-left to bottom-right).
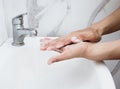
36, 0, 103, 36
3, 0, 103, 37
3, 0, 27, 37
0, 0, 8, 46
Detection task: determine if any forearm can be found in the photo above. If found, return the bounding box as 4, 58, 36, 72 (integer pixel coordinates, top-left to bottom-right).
91, 7, 120, 36
87, 39, 120, 61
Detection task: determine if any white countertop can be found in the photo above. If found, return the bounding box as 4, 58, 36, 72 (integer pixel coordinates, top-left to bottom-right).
0, 37, 116, 89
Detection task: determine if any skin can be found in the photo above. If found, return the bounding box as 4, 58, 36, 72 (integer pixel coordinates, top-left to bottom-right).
48, 40, 120, 64
40, 7, 120, 64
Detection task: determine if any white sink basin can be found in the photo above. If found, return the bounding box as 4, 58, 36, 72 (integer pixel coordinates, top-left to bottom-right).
0, 37, 115, 89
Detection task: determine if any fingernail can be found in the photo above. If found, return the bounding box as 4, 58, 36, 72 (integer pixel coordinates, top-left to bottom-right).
40, 47, 46, 50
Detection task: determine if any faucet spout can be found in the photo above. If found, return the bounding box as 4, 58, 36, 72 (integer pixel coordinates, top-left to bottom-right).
27, 28, 37, 37
20, 28, 37, 36
12, 28, 37, 46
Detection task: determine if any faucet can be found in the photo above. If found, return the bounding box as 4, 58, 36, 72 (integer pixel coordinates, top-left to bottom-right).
12, 13, 37, 46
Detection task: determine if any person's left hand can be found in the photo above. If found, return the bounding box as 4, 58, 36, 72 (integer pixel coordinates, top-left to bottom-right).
47, 42, 92, 64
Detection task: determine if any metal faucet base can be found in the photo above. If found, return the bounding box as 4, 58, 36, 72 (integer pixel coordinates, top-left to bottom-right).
12, 42, 25, 46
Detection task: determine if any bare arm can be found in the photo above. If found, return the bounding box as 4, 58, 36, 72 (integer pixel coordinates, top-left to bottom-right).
87, 39, 120, 61
92, 7, 120, 36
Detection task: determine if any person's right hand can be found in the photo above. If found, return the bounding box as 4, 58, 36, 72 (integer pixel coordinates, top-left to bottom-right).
40, 26, 101, 51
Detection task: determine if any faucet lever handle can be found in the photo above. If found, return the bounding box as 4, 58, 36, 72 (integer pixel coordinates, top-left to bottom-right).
12, 13, 27, 25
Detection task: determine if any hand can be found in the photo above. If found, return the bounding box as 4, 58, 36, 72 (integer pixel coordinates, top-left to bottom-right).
48, 41, 115, 64
40, 26, 101, 51
47, 42, 92, 64
42, 36, 120, 65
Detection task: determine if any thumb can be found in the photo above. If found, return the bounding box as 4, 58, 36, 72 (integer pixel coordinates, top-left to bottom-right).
48, 53, 70, 65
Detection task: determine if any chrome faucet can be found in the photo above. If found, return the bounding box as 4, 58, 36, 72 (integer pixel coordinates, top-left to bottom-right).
12, 13, 37, 46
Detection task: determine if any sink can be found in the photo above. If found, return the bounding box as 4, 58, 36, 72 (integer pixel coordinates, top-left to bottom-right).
0, 37, 115, 89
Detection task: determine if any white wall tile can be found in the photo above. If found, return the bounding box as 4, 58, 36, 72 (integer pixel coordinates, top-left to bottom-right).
54, 0, 100, 36
0, 0, 8, 46
3, 0, 27, 37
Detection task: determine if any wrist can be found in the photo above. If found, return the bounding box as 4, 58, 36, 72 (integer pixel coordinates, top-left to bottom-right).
91, 18, 113, 36
90, 22, 106, 37
87, 24, 103, 42
85, 43, 110, 61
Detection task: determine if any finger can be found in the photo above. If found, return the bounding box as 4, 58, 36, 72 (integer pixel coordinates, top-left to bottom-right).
54, 39, 72, 49
52, 49, 63, 53
40, 37, 51, 42
41, 38, 59, 50
40, 42, 51, 50
40, 40, 54, 50
41, 37, 71, 50
40, 42, 49, 50
48, 52, 70, 65
49, 44, 70, 53
55, 44, 64, 49
47, 41, 65, 50
40, 46, 47, 50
